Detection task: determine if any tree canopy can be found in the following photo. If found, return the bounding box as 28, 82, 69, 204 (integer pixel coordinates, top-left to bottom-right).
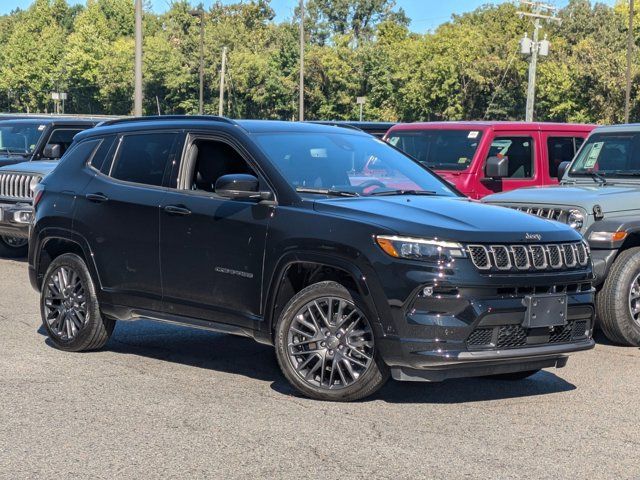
0, 0, 637, 123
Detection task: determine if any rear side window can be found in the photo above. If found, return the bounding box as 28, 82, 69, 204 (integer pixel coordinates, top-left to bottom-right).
487, 136, 534, 178
547, 137, 583, 178
110, 133, 177, 187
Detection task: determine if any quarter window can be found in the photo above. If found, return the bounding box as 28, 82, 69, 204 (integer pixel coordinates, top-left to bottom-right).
487, 137, 534, 179
89, 136, 116, 173
62, 139, 101, 165
110, 133, 177, 187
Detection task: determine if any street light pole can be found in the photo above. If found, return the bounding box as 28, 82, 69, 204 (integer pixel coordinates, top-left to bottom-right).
134, 0, 143, 116
190, 9, 205, 115
218, 46, 227, 116
299, 0, 305, 122
625, 0, 634, 123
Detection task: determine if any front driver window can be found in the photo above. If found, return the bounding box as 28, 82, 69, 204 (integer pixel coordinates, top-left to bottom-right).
486, 137, 534, 179
184, 139, 254, 193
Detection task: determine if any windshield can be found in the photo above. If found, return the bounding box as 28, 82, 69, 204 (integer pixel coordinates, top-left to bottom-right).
386, 129, 483, 171
254, 132, 457, 197
569, 132, 640, 177
0, 122, 45, 156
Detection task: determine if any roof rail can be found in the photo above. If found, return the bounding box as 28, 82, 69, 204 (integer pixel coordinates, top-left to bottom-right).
98, 115, 237, 127
306, 121, 364, 132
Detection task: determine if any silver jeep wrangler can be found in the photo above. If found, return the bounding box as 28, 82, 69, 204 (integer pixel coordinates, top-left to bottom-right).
484, 124, 640, 346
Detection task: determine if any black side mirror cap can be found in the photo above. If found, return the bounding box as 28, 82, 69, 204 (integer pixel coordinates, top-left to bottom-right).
485, 156, 508, 179
557, 161, 570, 182
43, 143, 62, 159
215, 173, 272, 201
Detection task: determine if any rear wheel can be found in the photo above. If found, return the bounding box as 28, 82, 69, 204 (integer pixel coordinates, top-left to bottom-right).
41, 253, 115, 352
274, 281, 389, 401
597, 247, 640, 346
0, 235, 28, 258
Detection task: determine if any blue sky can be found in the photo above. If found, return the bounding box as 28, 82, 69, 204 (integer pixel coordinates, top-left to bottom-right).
0, 0, 619, 32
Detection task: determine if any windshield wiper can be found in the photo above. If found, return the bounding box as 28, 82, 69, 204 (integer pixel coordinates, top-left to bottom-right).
295, 187, 360, 197
585, 171, 607, 185
367, 189, 438, 196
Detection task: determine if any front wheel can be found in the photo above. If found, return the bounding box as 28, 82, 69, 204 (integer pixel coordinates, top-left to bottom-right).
41, 253, 115, 352
0, 235, 28, 258
274, 281, 389, 401
597, 247, 640, 346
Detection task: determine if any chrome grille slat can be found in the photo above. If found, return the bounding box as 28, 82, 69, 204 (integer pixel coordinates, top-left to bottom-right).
0, 173, 38, 201
468, 242, 589, 272
506, 205, 568, 222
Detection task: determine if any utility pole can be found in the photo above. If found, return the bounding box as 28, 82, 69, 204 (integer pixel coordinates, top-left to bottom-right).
299, 0, 305, 122
134, 0, 143, 116
218, 46, 227, 116
518, 1, 560, 122
625, 0, 634, 123
190, 9, 205, 115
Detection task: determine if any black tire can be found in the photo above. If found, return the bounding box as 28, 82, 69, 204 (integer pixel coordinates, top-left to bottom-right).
485, 369, 540, 381
274, 281, 389, 401
40, 253, 115, 352
597, 247, 640, 346
0, 236, 28, 258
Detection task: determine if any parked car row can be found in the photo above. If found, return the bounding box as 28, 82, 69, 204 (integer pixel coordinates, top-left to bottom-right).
0, 114, 634, 401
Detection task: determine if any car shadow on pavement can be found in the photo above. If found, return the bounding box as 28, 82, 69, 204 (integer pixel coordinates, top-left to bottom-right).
39, 320, 577, 404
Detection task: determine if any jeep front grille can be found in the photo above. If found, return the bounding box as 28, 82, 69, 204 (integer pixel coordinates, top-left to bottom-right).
467, 242, 589, 272
510, 206, 568, 221
0, 173, 38, 201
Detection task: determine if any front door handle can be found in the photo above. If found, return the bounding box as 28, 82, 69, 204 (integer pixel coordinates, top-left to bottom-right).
164, 205, 192, 216
85, 193, 109, 203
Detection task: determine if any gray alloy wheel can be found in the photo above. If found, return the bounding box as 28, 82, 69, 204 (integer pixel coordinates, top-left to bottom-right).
43, 265, 88, 341
628, 273, 640, 328
275, 281, 389, 401
40, 253, 115, 351
286, 296, 375, 390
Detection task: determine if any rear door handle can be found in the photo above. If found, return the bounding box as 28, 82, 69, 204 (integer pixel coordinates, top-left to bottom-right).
85, 193, 109, 203
164, 205, 192, 216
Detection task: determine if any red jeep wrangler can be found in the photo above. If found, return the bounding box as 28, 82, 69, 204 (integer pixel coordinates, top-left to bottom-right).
385, 122, 595, 199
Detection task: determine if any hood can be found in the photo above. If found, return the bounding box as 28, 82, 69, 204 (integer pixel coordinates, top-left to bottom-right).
482, 183, 640, 215
0, 160, 58, 176
313, 195, 581, 244
0, 155, 32, 168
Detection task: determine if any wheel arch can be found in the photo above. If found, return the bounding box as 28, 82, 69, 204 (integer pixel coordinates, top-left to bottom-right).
31, 228, 99, 292
263, 252, 382, 339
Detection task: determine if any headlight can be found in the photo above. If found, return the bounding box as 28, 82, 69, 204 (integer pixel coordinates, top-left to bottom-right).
29, 176, 42, 193
375, 235, 466, 262
567, 209, 584, 230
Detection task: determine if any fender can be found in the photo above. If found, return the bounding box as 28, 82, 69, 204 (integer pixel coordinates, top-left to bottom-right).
262, 250, 391, 339
585, 217, 640, 250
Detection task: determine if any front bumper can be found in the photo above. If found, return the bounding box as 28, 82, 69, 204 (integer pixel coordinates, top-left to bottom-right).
0, 202, 33, 239
375, 282, 595, 382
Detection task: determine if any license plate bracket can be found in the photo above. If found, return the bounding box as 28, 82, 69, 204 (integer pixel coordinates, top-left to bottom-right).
522, 293, 568, 329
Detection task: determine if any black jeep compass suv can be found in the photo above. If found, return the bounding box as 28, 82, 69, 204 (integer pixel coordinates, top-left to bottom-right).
29, 116, 595, 401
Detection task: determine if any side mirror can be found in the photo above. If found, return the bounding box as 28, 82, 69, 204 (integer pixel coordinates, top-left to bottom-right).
43, 143, 62, 159
215, 174, 272, 201
557, 161, 570, 182
485, 156, 508, 179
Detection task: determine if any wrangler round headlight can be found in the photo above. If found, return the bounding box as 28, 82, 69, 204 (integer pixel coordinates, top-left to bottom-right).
29, 176, 42, 193
567, 209, 584, 231
375, 235, 466, 263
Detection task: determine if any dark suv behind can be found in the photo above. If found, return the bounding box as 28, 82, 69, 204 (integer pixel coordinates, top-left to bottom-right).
29, 117, 595, 401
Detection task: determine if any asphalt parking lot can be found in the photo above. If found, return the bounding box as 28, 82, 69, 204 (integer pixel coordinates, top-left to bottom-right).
1, 257, 639, 479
